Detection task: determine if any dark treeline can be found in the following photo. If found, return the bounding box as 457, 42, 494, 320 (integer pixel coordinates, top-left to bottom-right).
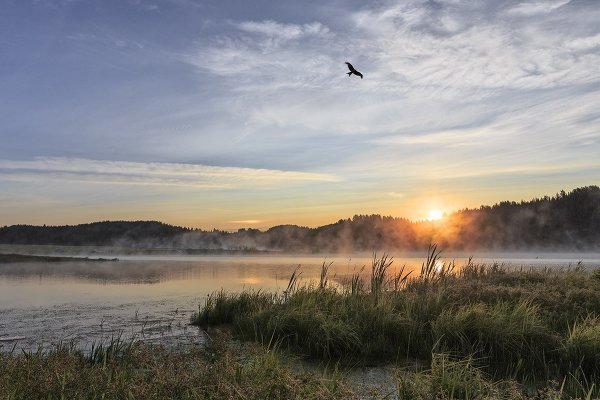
434, 186, 600, 250
0, 221, 189, 247
1, 186, 599, 251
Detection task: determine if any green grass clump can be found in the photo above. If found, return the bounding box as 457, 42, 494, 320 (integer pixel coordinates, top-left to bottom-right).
566, 316, 600, 377
427, 353, 495, 399
395, 352, 598, 400
441, 265, 600, 331
432, 301, 559, 375
195, 289, 276, 327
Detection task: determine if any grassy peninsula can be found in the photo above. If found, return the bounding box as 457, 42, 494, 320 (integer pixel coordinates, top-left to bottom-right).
192, 247, 600, 399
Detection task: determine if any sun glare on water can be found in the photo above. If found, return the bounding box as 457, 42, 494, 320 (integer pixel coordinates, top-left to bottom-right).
428, 209, 444, 221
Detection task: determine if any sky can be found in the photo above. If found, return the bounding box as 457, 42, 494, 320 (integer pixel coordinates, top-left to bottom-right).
1, 0, 599, 229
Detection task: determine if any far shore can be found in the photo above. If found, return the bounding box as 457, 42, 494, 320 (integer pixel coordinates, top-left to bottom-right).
0, 253, 118, 263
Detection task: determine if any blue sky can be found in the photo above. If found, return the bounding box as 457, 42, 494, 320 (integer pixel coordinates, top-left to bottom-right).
1, 0, 599, 228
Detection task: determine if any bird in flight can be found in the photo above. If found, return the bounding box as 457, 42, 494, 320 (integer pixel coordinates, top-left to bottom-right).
345, 62, 363, 79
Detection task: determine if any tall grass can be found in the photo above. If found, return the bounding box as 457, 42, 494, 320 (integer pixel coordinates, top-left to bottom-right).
395, 352, 598, 400
348, 265, 365, 295
419, 243, 443, 282
319, 260, 332, 289
389, 263, 411, 292
566, 316, 600, 377
87, 335, 133, 367
0, 333, 350, 399
432, 301, 559, 375
427, 353, 493, 399
195, 289, 276, 327
370, 253, 393, 303
283, 265, 302, 300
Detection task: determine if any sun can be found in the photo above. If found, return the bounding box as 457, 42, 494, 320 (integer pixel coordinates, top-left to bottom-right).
427, 209, 444, 221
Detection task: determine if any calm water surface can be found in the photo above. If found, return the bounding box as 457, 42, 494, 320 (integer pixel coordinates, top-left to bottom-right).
1, 252, 599, 352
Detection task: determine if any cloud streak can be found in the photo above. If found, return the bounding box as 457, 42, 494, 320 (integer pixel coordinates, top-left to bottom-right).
0, 158, 338, 188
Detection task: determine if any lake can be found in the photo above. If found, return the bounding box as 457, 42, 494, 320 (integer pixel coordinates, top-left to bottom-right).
1, 252, 600, 352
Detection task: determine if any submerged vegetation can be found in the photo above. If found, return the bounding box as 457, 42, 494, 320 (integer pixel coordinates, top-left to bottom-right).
193, 246, 600, 398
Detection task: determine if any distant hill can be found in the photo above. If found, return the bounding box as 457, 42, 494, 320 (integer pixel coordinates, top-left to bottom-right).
1, 186, 599, 251
432, 186, 600, 250
0, 221, 189, 247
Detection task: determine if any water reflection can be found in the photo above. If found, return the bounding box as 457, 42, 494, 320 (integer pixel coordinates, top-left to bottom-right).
0, 256, 377, 352
1, 253, 599, 352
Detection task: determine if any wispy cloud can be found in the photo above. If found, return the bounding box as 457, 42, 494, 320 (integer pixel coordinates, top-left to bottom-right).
228, 219, 262, 224
388, 192, 405, 198
67, 32, 144, 50
236, 20, 331, 41
420, 160, 600, 181
506, 0, 571, 16
0, 158, 338, 188
183, 19, 337, 90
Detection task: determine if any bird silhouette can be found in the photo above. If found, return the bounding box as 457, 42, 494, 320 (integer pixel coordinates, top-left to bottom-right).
345, 62, 363, 79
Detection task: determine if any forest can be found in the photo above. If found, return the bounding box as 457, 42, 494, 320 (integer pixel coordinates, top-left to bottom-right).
1, 186, 599, 252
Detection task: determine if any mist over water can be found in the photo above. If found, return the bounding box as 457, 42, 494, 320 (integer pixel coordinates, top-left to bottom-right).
1, 253, 600, 352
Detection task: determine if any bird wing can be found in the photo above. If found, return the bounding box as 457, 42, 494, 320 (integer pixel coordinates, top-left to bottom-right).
355, 70, 363, 79
345, 62, 355, 72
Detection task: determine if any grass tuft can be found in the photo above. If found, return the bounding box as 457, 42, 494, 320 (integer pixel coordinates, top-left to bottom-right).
566, 316, 600, 377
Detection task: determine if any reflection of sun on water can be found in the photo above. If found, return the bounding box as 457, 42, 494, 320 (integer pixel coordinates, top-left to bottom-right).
428, 209, 443, 221
241, 277, 261, 285
434, 260, 444, 273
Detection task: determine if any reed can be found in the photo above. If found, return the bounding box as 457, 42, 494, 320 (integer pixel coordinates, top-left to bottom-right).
283, 265, 302, 300
319, 260, 332, 289
348, 265, 365, 296
370, 252, 393, 302
419, 243, 443, 282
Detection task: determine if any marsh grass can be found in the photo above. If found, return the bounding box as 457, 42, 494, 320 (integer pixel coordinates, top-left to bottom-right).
319, 260, 332, 289
566, 316, 600, 377
370, 253, 393, 302
0, 333, 350, 400
427, 353, 493, 399
87, 335, 133, 367
389, 263, 411, 292
420, 243, 443, 282
349, 265, 365, 295
394, 352, 599, 400
432, 301, 559, 375
193, 248, 600, 397
195, 290, 276, 327
283, 265, 302, 300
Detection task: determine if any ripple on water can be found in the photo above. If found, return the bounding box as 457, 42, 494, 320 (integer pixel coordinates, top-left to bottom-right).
0, 298, 206, 353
